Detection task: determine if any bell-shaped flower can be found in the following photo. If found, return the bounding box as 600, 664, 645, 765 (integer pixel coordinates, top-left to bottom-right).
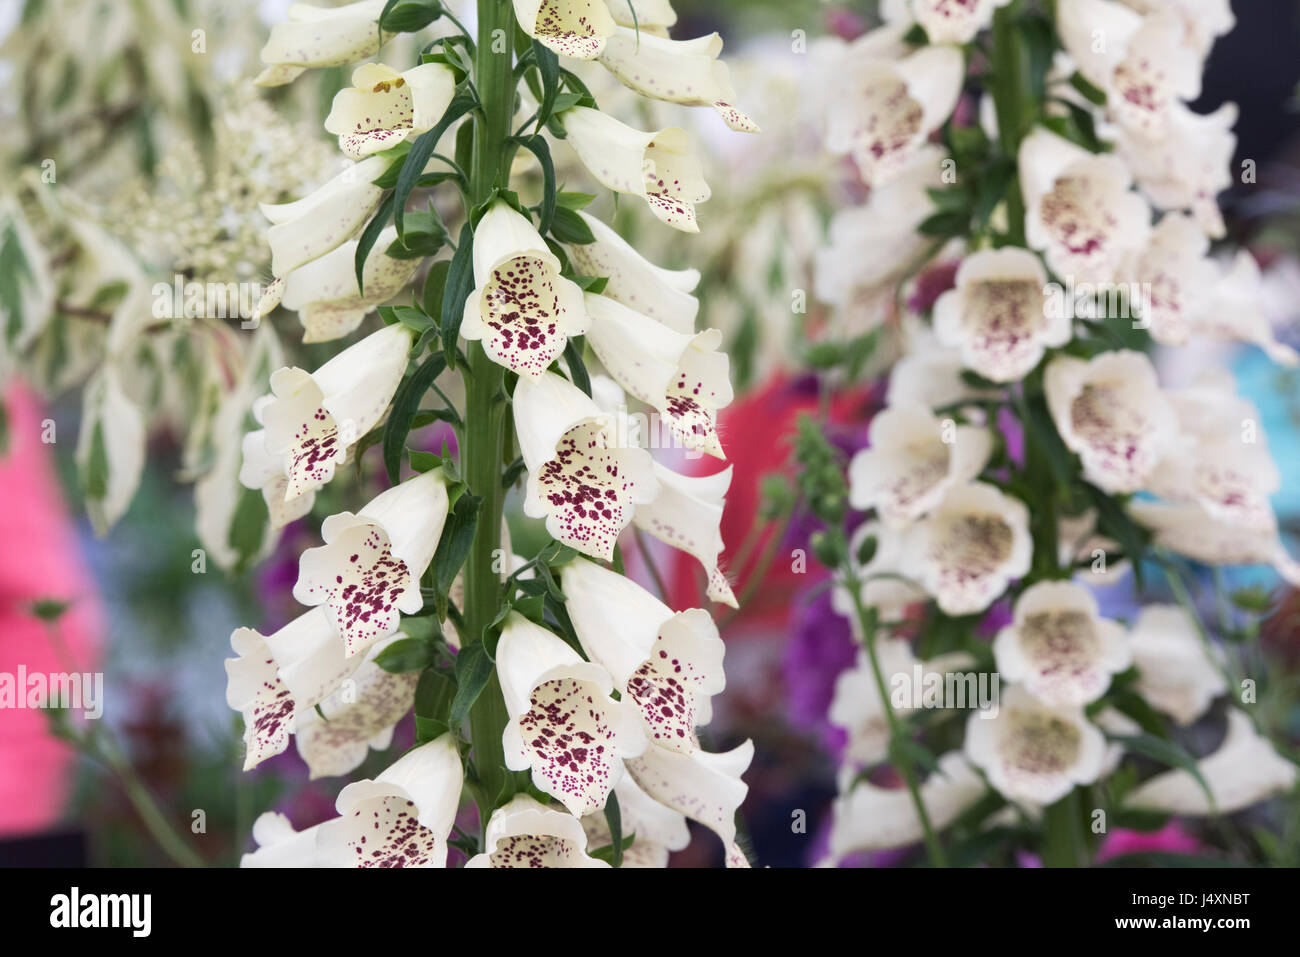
278, 226, 421, 343
581, 775, 690, 867
245, 323, 412, 504
993, 581, 1130, 708
1119, 0, 1235, 60
294, 470, 449, 656
899, 482, 1032, 616
1189, 250, 1299, 365
584, 293, 733, 459
513, 370, 658, 560
294, 637, 420, 778
886, 328, 1001, 410
596, 29, 760, 133
460, 200, 589, 378
633, 462, 736, 606
497, 612, 646, 816
1057, 508, 1129, 584
238, 425, 317, 530
1043, 350, 1177, 494
827, 752, 985, 860
1019, 126, 1151, 282
604, 0, 677, 32
885, 0, 1013, 44
824, 44, 963, 187
827, 637, 922, 766
243, 734, 462, 867
832, 520, 929, 623
1125, 709, 1296, 815
848, 403, 994, 529
1128, 605, 1226, 726
561, 107, 710, 233
261, 155, 388, 279
324, 62, 457, 160
965, 684, 1107, 806
933, 248, 1069, 382
627, 739, 754, 867
562, 557, 726, 751
1118, 212, 1211, 346
565, 211, 699, 333
514, 0, 616, 59
466, 794, 608, 867
1129, 500, 1300, 586
255, 0, 390, 87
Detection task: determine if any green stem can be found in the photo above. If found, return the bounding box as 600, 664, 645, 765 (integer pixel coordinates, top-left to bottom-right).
464, 0, 517, 813
846, 582, 948, 868
1042, 788, 1086, 867
991, 1, 1029, 247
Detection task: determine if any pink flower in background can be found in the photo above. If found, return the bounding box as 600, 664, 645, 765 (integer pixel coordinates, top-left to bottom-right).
1096, 822, 1203, 863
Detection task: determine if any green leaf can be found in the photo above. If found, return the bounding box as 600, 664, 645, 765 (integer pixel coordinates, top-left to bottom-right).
374, 637, 436, 673
550, 205, 596, 245
386, 208, 449, 259
513, 135, 556, 235
441, 221, 475, 364
414, 668, 456, 743
82, 420, 109, 500
563, 337, 591, 396
1108, 732, 1216, 809
422, 259, 452, 319
917, 210, 969, 238
569, 274, 608, 293
449, 641, 494, 728
227, 484, 270, 572
395, 88, 477, 237
434, 491, 482, 598
532, 39, 560, 130
354, 191, 396, 295
383, 352, 449, 484
556, 190, 596, 211
604, 790, 624, 867
380, 0, 444, 32
1069, 70, 1107, 106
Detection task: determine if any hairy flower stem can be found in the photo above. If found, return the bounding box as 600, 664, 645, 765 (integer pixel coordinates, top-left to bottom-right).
464, 0, 517, 815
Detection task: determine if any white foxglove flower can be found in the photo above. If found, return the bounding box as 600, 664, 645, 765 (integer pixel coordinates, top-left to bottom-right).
294, 637, 420, 778
1128, 605, 1226, 726
279, 226, 421, 343
460, 200, 589, 378
848, 404, 994, 528
76, 365, 146, 537
255, 0, 390, 87
1190, 251, 1299, 365
514, 0, 616, 59
832, 521, 928, 623
581, 775, 690, 867
562, 557, 726, 751
627, 739, 754, 867
513, 370, 658, 560
565, 211, 699, 333
226, 626, 299, 771
584, 293, 733, 458
605, 0, 676, 31
886, 330, 1001, 410
1056, 508, 1128, 583
1148, 376, 1280, 532
561, 107, 710, 233
1044, 350, 1177, 494
238, 417, 317, 530
240, 812, 329, 868
825, 44, 963, 188
1115, 101, 1236, 238
1118, 212, 1211, 345
993, 581, 1130, 707
1125, 710, 1297, 815
827, 638, 922, 766
261, 156, 388, 279
466, 794, 608, 868
1129, 500, 1300, 586
1058, 0, 1199, 138
965, 684, 1107, 805
1119, 0, 1235, 60
899, 482, 1032, 616
933, 248, 1070, 382
633, 462, 736, 607
596, 29, 760, 133
244, 323, 412, 504
294, 470, 449, 656
828, 752, 985, 859
324, 62, 457, 159
895, 0, 1013, 44
1019, 126, 1151, 282
497, 612, 645, 816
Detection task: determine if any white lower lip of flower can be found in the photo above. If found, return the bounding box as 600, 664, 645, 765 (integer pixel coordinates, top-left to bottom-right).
580, 774, 691, 867
325, 62, 456, 159
240, 812, 329, 867
514, 371, 659, 560
1044, 350, 1176, 495
832, 521, 929, 624
1108, 13, 1201, 138
626, 739, 754, 867
886, 340, 1000, 410
239, 428, 317, 528
566, 210, 700, 333
900, 482, 1032, 616
497, 613, 647, 817
1192, 250, 1300, 366
993, 580, 1130, 708
562, 107, 710, 233
1129, 604, 1227, 726
293, 470, 449, 657
226, 627, 297, 771
633, 462, 737, 607
1129, 500, 1300, 586
460, 202, 590, 378
261, 605, 366, 712
905, 0, 1013, 44
965, 684, 1107, 806
933, 247, 1068, 383
1126, 709, 1297, 816
828, 751, 985, 859
825, 45, 962, 188
1119, 212, 1210, 345
848, 403, 994, 528
467, 794, 608, 868
562, 557, 726, 751
584, 293, 733, 458
515, 0, 617, 59
256, 0, 391, 87
596, 28, 760, 133
261, 156, 388, 278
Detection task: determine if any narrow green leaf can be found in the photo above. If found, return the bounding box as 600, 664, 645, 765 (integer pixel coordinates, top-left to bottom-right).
449, 642, 493, 728
512, 134, 556, 234
383, 352, 448, 484
374, 637, 436, 673
441, 221, 475, 364
355, 191, 396, 295
394, 88, 477, 236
